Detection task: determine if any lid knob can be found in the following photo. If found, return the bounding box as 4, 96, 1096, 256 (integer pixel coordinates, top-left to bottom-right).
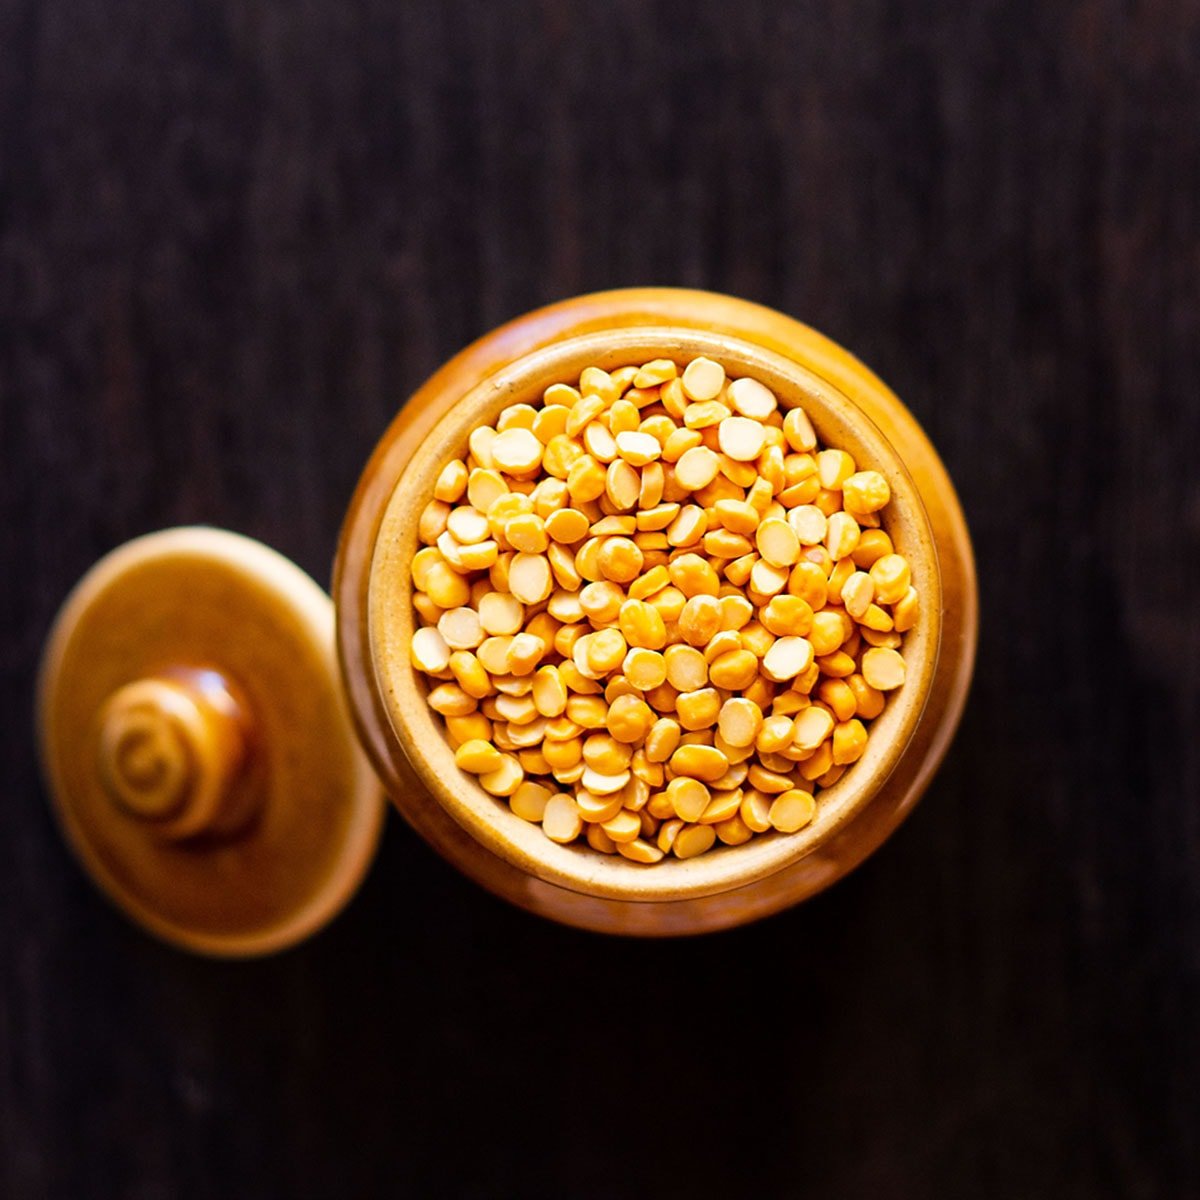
96, 671, 251, 839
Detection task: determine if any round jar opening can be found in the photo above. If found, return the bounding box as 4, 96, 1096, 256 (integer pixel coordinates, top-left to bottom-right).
367, 327, 941, 904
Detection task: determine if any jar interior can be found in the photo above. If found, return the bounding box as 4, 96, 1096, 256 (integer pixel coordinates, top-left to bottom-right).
367, 327, 941, 904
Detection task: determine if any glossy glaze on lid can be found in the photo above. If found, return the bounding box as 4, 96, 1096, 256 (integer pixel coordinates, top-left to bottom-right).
38, 527, 386, 957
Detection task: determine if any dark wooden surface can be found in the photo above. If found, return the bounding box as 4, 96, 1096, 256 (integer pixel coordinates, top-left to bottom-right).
3, 1, 1198, 1196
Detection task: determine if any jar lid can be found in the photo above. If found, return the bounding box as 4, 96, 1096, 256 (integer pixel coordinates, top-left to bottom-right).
36, 527, 385, 957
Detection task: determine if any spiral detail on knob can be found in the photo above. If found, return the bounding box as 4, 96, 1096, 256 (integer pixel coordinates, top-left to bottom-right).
96, 675, 246, 839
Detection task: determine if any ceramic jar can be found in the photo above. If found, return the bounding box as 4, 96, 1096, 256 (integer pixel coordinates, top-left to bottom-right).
334, 288, 977, 934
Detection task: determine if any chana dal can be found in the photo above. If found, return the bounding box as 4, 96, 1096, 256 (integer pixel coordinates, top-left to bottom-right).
409, 356, 917, 863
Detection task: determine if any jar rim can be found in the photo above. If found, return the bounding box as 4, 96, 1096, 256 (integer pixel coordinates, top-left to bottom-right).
366, 323, 942, 904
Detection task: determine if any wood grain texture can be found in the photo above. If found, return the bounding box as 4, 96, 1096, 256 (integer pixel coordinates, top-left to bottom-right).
2, 0, 1197, 1196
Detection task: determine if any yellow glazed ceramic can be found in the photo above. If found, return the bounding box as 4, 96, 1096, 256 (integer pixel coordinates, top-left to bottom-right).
37, 528, 385, 956
335, 289, 977, 934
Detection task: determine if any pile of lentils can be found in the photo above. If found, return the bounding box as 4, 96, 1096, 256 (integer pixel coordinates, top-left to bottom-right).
409, 356, 917, 863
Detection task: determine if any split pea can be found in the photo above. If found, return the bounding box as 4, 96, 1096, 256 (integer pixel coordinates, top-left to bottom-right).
681, 357, 726, 402
411, 353, 919, 862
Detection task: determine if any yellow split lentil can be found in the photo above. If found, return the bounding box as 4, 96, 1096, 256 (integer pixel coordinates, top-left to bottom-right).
409, 356, 918, 861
